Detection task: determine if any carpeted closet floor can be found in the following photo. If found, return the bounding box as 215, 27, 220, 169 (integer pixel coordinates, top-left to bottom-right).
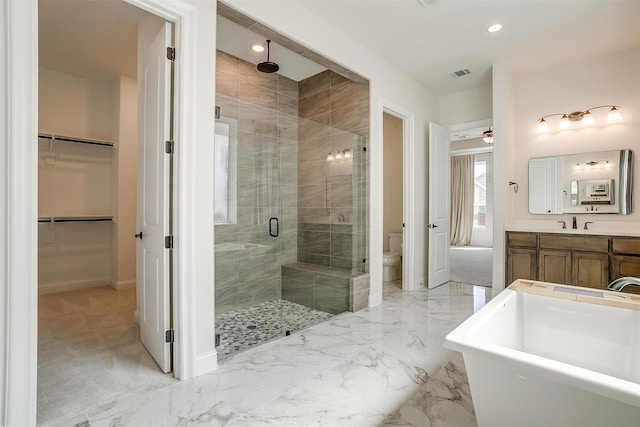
37, 286, 175, 425
449, 246, 493, 287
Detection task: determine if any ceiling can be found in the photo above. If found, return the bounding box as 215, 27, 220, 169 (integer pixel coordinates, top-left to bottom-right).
296, 0, 640, 95
38, 0, 640, 95
217, 16, 326, 82
39, 0, 144, 81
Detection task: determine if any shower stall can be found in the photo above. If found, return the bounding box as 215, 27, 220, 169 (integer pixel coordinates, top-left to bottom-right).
214, 50, 369, 356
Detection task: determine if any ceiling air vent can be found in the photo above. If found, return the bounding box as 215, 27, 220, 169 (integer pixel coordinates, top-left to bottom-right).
450, 68, 471, 78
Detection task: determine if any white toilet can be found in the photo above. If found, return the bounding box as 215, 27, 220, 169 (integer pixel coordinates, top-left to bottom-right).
383, 232, 402, 282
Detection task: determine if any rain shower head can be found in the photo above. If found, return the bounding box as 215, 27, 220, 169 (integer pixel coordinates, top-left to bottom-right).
256, 40, 279, 73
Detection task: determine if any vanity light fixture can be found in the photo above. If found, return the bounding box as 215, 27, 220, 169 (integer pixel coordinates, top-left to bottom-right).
575, 160, 611, 170
326, 149, 352, 162
537, 105, 621, 133
482, 127, 494, 144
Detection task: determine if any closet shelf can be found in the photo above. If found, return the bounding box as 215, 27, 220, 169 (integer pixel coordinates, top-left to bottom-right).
38, 133, 114, 148
38, 216, 114, 223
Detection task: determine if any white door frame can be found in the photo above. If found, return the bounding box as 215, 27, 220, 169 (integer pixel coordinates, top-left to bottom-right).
378, 99, 416, 293
3, 0, 215, 424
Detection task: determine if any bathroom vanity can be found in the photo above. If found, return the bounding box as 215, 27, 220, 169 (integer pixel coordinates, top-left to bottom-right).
506, 231, 640, 290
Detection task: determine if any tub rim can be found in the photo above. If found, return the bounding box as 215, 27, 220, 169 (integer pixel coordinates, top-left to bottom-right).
445, 288, 640, 409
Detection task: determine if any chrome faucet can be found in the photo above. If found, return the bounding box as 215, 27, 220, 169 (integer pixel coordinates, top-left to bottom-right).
337, 213, 345, 223
572, 216, 577, 230
608, 277, 640, 292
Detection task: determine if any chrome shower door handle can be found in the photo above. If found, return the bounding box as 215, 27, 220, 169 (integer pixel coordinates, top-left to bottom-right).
269, 217, 279, 237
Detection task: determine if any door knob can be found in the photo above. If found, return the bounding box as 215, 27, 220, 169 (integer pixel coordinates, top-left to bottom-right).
135, 232, 143, 239
427, 224, 439, 229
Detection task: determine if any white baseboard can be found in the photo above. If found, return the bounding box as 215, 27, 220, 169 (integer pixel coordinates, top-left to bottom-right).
38, 277, 111, 295
110, 279, 136, 290
194, 350, 219, 377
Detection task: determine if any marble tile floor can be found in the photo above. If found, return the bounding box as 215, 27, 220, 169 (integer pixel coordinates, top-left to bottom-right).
47, 280, 491, 427
216, 300, 335, 357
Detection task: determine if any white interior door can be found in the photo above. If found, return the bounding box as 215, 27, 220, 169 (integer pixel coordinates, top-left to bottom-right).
428, 122, 451, 288
137, 21, 172, 373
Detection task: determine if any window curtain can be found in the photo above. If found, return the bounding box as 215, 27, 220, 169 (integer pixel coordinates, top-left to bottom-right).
450, 155, 474, 246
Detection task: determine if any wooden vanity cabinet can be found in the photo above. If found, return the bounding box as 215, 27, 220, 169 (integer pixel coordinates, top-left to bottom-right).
505, 232, 538, 284
506, 232, 638, 290
538, 250, 571, 284
610, 237, 640, 294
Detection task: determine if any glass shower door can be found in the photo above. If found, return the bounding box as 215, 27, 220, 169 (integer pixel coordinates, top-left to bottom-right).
214, 95, 284, 356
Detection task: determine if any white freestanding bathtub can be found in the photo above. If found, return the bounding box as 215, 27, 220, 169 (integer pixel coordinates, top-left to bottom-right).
445, 280, 640, 427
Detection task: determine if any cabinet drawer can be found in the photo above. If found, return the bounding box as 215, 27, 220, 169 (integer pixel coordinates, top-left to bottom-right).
539, 234, 608, 253
612, 238, 640, 256
507, 232, 537, 248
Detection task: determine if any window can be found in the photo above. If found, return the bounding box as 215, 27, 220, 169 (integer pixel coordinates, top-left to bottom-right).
214, 120, 237, 224
473, 160, 486, 227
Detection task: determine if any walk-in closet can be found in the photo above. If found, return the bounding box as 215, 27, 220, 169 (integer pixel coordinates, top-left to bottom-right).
36, 1, 173, 424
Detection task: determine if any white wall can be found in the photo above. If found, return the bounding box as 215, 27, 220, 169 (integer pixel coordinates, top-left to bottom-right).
508, 47, 640, 230
0, 1, 7, 421
439, 85, 492, 126
383, 113, 403, 250
38, 68, 115, 294
226, 0, 439, 299
111, 76, 137, 291
39, 68, 114, 140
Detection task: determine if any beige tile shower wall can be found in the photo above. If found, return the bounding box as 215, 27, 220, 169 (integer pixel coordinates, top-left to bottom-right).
214, 50, 299, 316
297, 70, 369, 270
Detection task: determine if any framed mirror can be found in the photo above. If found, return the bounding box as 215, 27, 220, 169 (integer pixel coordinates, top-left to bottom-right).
528, 149, 633, 215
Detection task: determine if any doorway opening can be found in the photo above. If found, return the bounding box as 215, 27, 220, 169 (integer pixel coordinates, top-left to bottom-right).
37, 1, 174, 423
449, 125, 494, 287
382, 113, 404, 292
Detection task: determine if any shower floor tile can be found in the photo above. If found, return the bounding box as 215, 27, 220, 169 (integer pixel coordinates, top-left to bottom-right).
215, 300, 334, 357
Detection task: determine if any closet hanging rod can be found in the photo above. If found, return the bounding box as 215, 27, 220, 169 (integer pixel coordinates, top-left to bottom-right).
38, 133, 114, 147
38, 216, 114, 223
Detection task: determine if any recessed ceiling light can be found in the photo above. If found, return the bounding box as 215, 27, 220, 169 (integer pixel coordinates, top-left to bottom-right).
250, 43, 265, 53
487, 23, 503, 33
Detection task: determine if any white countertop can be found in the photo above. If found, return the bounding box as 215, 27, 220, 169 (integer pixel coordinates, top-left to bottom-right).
505, 220, 640, 237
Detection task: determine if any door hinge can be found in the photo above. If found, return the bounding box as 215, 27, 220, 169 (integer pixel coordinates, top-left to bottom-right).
167, 47, 175, 61
363, 147, 367, 152
215, 106, 221, 120
165, 329, 174, 343
165, 140, 174, 154
165, 235, 174, 249
362, 258, 367, 263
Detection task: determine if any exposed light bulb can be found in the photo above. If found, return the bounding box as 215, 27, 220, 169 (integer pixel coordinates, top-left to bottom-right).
327, 152, 334, 161
607, 106, 621, 122
344, 149, 351, 159
559, 114, 571, 129
537, 118, 549, 133
251, 43, 265, 53
487, 23, 503, 33
335, 151, 343, 160
581, 110, 595, 126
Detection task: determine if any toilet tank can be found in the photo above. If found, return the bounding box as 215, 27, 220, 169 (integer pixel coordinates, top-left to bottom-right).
388, 233, 403, 253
